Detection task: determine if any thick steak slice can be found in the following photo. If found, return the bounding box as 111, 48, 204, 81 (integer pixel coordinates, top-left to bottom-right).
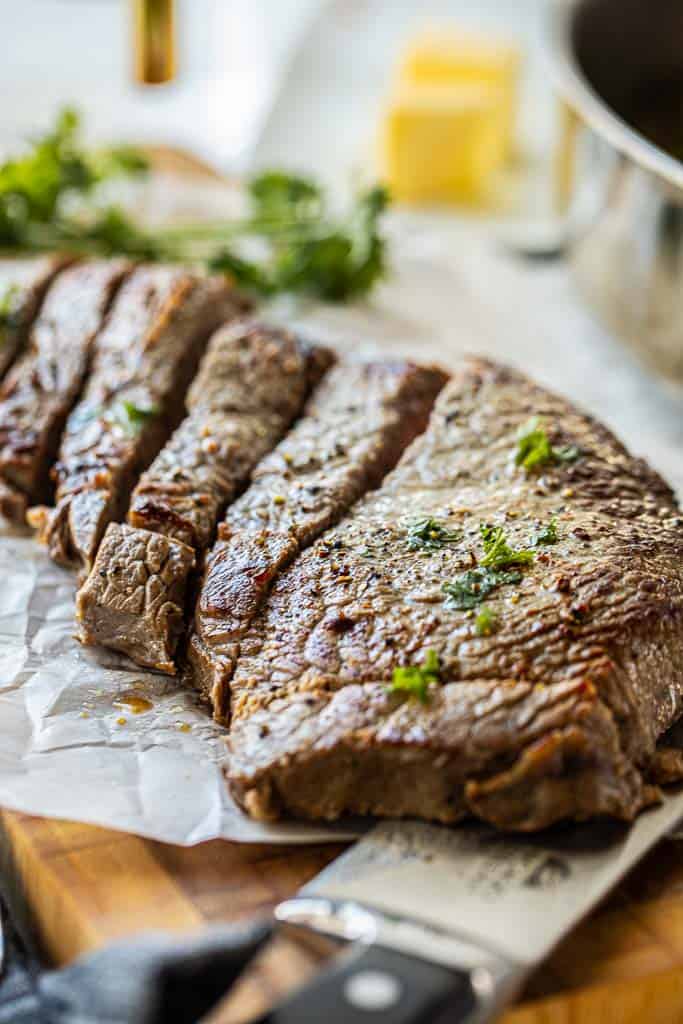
29, 266, 248, 574
0, 256, 72, 381
75, 322, 334, 673
0, 261, 131, 522
226, 358, 683, 831
188, 359, 449, 722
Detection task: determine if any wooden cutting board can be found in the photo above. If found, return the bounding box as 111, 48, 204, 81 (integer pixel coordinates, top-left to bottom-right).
2, 150, 683, 1023
3, 808, 683, 1023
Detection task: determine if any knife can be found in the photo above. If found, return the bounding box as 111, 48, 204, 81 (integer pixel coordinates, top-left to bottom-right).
255, 792, 683, 1022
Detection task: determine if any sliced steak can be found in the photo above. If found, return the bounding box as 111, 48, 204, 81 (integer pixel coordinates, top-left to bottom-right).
226, 357, 683, 831
188, 359, 449, 722
128, 321, 333, 549
29, 266, 249, 574
0, 256, 72, 380
75, 322, 334, 673
0, 261, 131, 522
76, 523, 196, 674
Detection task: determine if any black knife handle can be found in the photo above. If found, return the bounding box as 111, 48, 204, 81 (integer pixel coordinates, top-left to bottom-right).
254, 943, 477, 1024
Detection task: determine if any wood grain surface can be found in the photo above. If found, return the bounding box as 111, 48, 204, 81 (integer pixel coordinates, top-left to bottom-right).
4, 808, 683, 1023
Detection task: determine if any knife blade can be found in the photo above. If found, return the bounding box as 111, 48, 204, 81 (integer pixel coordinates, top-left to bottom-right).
258, 792, 683, 1022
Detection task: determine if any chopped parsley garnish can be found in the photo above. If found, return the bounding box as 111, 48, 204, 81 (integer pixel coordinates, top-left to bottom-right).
112, 400, 159, 436
406, 516, 461, 552
475, 606, 499, 636
533, 517, 558, 546
442, 523, 531, 610
479, 523, 534, 570
515, 417, 581, 472
388, 649, 441, 704
443, 567, 522, 610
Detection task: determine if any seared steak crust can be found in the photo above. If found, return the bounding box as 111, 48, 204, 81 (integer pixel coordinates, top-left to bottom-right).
128, 320, 333, 549
76, 322, 333, 673
0, 261, 130, 521
226, 358, 683, 830
0, 256, 72, 381
29, 266, 248, 573
188, 359, 449, 721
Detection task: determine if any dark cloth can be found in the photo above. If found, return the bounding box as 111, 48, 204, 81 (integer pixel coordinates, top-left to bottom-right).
0, 900, 271, 1024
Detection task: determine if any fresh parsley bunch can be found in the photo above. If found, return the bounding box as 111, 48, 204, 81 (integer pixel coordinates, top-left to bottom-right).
0, 109, 390, 303
209, 173, 389, 301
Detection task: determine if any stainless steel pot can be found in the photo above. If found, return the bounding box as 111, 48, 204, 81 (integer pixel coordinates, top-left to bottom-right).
547, 0, 683, 380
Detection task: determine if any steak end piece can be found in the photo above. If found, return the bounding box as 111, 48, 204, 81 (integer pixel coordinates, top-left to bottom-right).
76, 522, 195, 675
224, 357, 683, 831
186, 358, 449, 723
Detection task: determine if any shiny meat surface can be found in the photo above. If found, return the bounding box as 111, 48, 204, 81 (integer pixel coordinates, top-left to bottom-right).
188, 358, 449, 721
76, 322, 332, 672
226, 358, 683, 830
128, 320, 333, 550
0, 255, 72, 380
29, 266, 248, 574
0, 261, 130, 521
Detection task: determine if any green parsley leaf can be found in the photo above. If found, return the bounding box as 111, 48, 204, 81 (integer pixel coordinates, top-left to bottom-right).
209, 182, 389, 302
406, 516, 461, 552
0, 107, 148, 251
443, 567, 522, 610
0, 109, 390, 304
515, 417, 581, 472
112, 400, 159, 436
479, 523, 534, 569
388, 649, 441, 704
533, 517, 559, 546
248, 171, 323, 222
475, 606, 499, 636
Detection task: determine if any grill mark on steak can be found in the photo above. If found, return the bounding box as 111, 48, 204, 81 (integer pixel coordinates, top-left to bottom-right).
0, 256, 73, 382
186, 359, 449, 722
0, 261, 131, 523
225, 357, 683, 830
28, 266, 249, 574
74, 321, 334, 673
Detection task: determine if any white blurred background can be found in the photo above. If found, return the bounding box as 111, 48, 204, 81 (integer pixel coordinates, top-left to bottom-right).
0, 0, 552, 180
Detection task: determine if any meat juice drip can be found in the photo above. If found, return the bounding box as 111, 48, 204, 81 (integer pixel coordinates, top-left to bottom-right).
112, 690, 154, 715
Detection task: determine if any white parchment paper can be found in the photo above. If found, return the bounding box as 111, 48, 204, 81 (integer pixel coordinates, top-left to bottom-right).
0, 203, 681, 846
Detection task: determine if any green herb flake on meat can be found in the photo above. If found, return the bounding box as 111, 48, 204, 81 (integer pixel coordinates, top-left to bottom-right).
515, 417, 581, 472
388, 648, 441, 704
475, 606, 499, 636
406, 516, 461, 552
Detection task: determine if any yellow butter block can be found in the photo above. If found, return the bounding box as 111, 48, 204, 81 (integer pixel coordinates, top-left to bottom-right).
400, 27, 520, 159
382, 84, 505, 205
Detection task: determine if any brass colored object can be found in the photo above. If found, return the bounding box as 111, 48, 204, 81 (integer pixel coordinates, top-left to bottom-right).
133, 0, 176, 85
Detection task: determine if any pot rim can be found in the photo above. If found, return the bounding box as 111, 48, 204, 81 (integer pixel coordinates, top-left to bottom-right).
546, 0, 683, 192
